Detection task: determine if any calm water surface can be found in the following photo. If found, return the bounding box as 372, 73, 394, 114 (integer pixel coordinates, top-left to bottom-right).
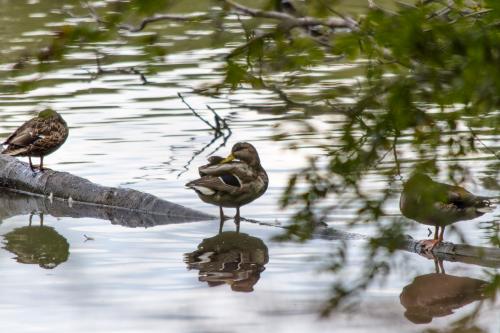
0, 1, 499, 332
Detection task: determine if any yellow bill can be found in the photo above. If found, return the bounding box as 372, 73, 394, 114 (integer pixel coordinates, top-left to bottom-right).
220, 154, 235, 164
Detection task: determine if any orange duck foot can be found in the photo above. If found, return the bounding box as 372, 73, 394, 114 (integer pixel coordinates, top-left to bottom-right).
418, 239, 441, 253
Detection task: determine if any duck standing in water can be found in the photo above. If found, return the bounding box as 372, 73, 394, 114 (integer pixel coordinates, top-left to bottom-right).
1, 109, 69, 171
400, 173, 492, 252
186, 142, 268, 231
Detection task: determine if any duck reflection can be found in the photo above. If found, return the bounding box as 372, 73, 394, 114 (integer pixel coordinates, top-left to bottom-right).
400, 173, 491, 251
2, 213, 69, 269
184, 231, 269, 292
400, 260, 489, 324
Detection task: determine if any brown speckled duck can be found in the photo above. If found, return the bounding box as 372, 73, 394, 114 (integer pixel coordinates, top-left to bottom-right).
400, 173, 492, 252
186, 142, 268, 230
1, 109, 68, 171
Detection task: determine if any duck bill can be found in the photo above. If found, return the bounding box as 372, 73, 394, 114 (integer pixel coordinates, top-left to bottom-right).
220, 154, 235, 164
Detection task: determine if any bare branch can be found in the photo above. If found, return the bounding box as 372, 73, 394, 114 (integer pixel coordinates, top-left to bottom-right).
87, 53, 149, 84
222, 0, 358, 31
119, 13, 210, 32
176, 103, 232, 177
178, 93, 220, 132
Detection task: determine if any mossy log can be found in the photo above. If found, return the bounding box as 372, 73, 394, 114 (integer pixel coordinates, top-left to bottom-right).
0, 155, 214, 224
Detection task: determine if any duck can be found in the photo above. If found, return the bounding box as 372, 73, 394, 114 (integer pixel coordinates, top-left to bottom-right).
186, 142, 268, 231
400, 173, 492, 252
1, 109, 69, 171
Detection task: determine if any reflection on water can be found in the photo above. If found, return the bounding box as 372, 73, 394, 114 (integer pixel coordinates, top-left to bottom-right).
2, 214, 69, 269
400, 260, 489, 325
0, 190, 207, 228
185, 231, 269, 292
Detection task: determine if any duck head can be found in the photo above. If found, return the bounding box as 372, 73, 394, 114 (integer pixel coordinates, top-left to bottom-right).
37, 108, 62, 120
221, 142, 262, 167
404, 172, 433, 190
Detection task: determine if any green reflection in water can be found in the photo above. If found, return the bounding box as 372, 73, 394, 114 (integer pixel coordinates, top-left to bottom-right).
2, 215, 69, 269
185, 231, 269, 292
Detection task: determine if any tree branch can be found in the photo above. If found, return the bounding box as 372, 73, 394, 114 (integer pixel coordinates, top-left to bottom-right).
222, 0, 359, 31
119, 13, 210, 32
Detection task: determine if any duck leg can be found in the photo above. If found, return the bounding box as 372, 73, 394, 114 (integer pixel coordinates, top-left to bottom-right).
438, 226, 445, 243
218, 206, 225, 234
39, 156, 44, 172
419, 225, 441, 252
235, 207, 240, 233
28, 156, 35, 171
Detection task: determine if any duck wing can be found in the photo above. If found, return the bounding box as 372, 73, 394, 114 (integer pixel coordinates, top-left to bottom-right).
186, 175, 240, 196
2, 119, 42, 155
442, 184, 490, 208
198, 161, 255, 181
2, 117, 67, 156
199, 156, 224, 177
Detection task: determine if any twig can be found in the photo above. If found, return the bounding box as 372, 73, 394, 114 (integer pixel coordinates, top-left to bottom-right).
225, 31, 276, 60
176, 95, 233, 177
87, 53, 149, 84
207, 105, 232, 134
178, 93, 219, 132
177, 129, 231, 177
81, 1, 107, 25
84, 234, 94, 241
468, 126, 500, 160
119, 13, 210, 32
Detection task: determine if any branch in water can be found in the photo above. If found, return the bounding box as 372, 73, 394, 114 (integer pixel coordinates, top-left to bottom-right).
176, 94, 232, 177
119, 13, 211, 32
86, 53, 149, 84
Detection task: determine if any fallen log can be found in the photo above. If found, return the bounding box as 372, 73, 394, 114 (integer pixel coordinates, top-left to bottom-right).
0, 154, 214, 223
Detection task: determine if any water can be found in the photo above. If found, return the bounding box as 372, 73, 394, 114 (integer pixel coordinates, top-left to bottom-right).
0, 1, 499, 332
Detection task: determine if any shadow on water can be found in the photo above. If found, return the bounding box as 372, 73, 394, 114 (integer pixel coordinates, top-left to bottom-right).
2, 214, 69, 269
184, 231, 269, 292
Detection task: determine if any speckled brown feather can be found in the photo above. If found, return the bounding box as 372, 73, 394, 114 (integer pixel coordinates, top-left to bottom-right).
186, 142, 268, 209
2, 112, 68, 158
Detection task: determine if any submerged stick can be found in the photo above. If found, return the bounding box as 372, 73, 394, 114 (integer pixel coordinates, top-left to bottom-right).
0, 154, 214, 221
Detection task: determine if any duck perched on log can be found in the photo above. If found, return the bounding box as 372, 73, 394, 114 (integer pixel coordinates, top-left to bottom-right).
1, 109, 68, 171
186, 142, 268, 231
400, 173, 492, 252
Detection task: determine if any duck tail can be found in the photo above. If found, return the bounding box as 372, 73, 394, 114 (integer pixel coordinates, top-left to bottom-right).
475, 196, 499, 213
1, 145, 27, 156
486, 196, 500, 204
